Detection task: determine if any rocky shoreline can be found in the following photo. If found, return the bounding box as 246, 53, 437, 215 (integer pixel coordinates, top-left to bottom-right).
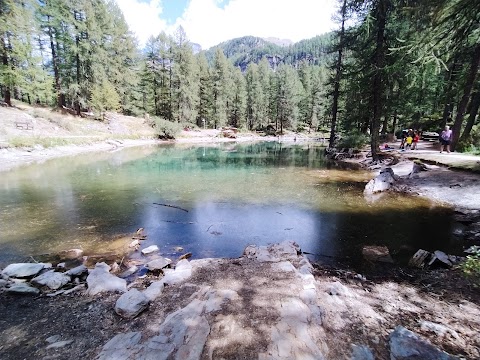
1, 241, 478, 359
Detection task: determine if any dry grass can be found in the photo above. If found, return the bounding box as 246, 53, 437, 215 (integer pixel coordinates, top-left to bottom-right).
0, 101, 155, 148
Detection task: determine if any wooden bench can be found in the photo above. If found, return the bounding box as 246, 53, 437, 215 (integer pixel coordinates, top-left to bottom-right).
15, 121, 34, 130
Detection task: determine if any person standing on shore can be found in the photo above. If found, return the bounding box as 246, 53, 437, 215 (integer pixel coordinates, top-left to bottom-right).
411, 131, 420, 150
440, 125, 453, 153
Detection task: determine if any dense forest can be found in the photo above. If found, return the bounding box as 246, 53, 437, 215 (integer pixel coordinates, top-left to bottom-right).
1, 0, 479, 158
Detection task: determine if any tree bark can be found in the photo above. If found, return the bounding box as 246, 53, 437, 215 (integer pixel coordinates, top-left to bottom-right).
392, 110, 397, 135
370, 0, 388, 161
47, 17, 62, 108
1, 33, 11, 106
441, 57, 460, 128
329, 0, 347, 148
4, 88, 11, 106
459, 89, 480, 144
451, 43, 480, 151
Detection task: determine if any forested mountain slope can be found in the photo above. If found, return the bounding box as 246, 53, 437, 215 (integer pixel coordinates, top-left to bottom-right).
205, 34, 333, 71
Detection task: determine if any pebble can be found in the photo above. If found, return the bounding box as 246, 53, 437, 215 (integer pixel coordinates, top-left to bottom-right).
46, 340, 73, 349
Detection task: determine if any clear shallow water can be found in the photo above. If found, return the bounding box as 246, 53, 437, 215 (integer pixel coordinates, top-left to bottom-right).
0, 142, 457, 267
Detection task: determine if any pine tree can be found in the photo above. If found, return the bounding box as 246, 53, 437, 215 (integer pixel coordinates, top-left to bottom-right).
211, 49, 231, 128
90, 79, 120, 120
101, 0, 141, 116
171, 26, 199, 124
246, 63, 261, 130
257, 57, 271, 128
196, 52, 212, 128
229, 67, 246, 128
275, 64, 302, 134
329, 0, 348, 147
0, 0, 51, 105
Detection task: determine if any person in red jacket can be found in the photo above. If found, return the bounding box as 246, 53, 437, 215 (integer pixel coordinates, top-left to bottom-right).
411, 131, 420, 150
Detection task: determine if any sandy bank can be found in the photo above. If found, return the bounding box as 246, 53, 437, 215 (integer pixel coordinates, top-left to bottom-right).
0, 138, 159, 173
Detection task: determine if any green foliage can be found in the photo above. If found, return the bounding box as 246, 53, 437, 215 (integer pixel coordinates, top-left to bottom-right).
154, 118, 183, 139
337, 131, 369, 150
4, 0, 479, 151
90, 80, 121, 120
457, 127, 480, 154
460, 248, 480, 282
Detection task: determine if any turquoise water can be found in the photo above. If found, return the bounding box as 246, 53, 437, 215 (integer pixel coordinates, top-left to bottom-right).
0, 142, 456, 267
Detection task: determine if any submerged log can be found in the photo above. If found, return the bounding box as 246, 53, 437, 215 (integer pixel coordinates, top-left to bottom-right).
153, 203, 189, 212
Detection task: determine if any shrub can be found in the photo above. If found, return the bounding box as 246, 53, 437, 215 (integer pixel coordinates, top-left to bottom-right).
457, 126, 480, 154
154, 118, 182, 139
90, 80, 120, 121
337, 131, 369, 150
461, 247, 480, 282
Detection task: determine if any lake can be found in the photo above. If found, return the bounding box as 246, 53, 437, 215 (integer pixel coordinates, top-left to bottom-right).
0, 142, 458, 268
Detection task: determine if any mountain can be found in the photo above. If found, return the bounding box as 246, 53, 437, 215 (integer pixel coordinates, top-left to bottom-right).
263, 37, 293, 47
204, 33, 334, 71
191, 42, 202, 54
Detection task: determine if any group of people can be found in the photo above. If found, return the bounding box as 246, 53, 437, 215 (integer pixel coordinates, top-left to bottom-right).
399, 129, 420, 150
396, 126, 453, 153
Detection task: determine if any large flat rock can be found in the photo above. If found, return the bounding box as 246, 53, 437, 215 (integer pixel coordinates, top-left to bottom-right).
2, 263, 47, 278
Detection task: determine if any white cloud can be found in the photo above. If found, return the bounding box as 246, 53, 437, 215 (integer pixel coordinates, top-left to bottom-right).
175, 0, 337, 49
116, 0, 337, 49
115, 0, 167, 46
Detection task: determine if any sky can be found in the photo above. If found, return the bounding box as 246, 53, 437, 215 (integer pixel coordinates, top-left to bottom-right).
114, 0, 338, 50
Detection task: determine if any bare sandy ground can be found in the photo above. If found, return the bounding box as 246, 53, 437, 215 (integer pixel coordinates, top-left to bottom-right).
372, 141, 480, 211
0, 139, 159, 173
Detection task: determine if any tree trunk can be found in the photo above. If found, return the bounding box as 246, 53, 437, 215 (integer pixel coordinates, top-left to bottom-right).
329, 0, 347, 148
153, 77, 159, 116
4, 88, 11, 106
392, 111, 398, 135
451, 44, 480, 151
75, 33, 81, 116
459, 90, 480, 144
441, 57, 460, 128
381, 116, 388, 134
1, 34, 11, 106
370, 0, 388, 161
47, 20, 62, 108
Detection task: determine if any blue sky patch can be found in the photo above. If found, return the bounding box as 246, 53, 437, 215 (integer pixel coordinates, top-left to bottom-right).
217, 0, 231, 10
161, 0, 190, 24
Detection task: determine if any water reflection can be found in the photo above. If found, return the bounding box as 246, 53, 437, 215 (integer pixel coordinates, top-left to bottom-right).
0, 142, 456, 267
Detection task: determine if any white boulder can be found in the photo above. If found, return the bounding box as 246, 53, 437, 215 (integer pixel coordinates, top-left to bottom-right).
364, 168, 397, 195
162, 259, 192, 285
86, 262, 126, 296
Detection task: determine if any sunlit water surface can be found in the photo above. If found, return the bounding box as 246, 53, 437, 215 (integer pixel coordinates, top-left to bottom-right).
0, 142, 457, 268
